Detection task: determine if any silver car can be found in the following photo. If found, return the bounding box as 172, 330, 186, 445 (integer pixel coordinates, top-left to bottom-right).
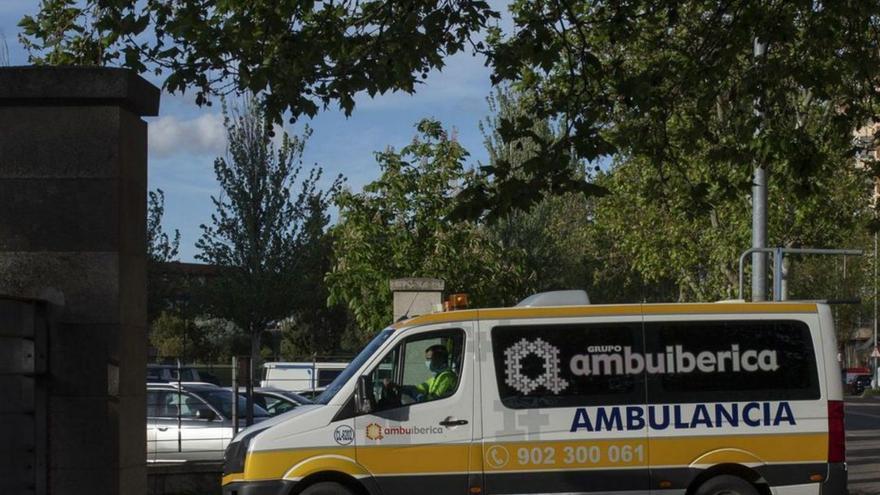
225, 386, 313, 416
146, 383, 269, 462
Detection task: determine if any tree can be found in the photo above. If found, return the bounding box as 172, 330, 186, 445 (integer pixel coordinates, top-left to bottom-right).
592, 142, 874, 302
149, 311, 200, 361
194, 317, 245, 364
147, 189, 180, 264
19, 0, 498, 121
146, 188, 183, 321
17, 0, 114, 65
196, 97, 342, 365
478, 87, 675, 304
476, 88, 595, 302
328, 119, 495, 342
456, 1, 880, 217
279, 195, 354, 357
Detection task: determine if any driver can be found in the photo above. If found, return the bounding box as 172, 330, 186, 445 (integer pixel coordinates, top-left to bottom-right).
385, 344, 458, 403
412, 345, 457, 401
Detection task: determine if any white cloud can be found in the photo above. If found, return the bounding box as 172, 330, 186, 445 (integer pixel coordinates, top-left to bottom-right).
148, 113, 227, 159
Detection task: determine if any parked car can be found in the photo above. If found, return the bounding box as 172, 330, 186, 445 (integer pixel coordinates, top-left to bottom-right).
223, 386, 313, 416
146, 383, 269, 462
147, 364, 220, 385
850, 374, 873, 395
293, 387, 326, 401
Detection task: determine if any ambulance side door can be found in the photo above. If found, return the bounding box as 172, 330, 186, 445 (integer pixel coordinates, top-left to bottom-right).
354, 322, 475, 495
479, 316, 650, 494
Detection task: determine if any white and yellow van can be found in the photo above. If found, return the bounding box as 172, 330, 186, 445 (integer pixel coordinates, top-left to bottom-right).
222, 291, 846, 495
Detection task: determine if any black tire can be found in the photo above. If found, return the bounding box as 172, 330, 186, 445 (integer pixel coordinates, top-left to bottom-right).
694, 474, 759, 495
300, 481, 356, 495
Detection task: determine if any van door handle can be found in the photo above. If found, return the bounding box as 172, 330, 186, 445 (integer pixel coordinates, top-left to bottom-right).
439, 418, 468, 427
157, 426, 168, 431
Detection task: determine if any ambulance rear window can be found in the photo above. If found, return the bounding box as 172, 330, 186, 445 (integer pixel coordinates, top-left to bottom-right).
644, 320, 819, 403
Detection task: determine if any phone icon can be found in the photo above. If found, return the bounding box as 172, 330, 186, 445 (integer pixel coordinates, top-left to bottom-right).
486, 445, 509, 468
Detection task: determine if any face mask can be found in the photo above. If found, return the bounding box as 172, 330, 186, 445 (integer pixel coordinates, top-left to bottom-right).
425, 360, 433, 372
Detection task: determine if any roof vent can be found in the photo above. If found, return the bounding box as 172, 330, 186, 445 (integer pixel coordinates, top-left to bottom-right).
516, 290, 590, 307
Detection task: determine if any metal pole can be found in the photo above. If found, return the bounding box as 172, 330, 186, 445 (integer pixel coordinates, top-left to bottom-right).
739, 247, 863, 300
246, 356, 254, 426
751, 37, 768, 302
231, 356, 238, 436
772, 248, 783, 301
874, 232, 878, 389
176, 358, 182, 453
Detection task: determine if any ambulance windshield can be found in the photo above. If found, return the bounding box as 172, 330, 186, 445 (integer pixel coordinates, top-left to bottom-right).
314, 328, 395, 405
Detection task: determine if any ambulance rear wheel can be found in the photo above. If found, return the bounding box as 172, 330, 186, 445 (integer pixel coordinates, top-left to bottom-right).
300, 481, 355, 495
694, 474, 759, 495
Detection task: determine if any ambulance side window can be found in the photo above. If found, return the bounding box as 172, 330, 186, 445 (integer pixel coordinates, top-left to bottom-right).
491, 323, 645, 409
366, 329, 464, 412
644, 320, 819, 403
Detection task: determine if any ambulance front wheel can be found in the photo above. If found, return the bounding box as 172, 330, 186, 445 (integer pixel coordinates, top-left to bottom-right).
694, 474, 759, 495
300, 481, 355, 495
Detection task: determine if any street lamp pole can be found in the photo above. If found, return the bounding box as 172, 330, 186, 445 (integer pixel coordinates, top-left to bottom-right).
751, 37, 768, 302
874, 231, 878, 389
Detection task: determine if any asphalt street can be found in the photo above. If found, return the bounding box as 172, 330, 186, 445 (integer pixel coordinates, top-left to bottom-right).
847, 396, 880, 495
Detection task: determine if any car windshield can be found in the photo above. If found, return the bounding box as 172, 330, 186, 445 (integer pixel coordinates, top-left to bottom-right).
200, 389, 269, 419
315, 328, 394, 405
277, 390, 313, 404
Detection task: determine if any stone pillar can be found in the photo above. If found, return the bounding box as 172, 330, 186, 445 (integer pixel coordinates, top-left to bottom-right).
0, 67, 159, 495
390, 278, 445, 321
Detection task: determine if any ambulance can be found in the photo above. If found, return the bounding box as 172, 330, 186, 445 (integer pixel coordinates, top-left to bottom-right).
222, 291, 846, 495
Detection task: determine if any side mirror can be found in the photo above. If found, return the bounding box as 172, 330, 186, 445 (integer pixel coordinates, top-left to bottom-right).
196, 408, 218, 421
357, 375, 373, 414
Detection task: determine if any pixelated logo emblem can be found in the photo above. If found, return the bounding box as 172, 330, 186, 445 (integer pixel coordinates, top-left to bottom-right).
333, 425, 354, 445
485, 445, 510, 469
504, 338, 569, 395
365, 423, 384, 441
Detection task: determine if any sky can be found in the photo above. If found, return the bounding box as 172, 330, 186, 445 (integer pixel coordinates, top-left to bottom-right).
1, 1, 511, 261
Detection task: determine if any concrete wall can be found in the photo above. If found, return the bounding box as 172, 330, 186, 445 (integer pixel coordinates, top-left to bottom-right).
0, 67, 159, 494
390, 278, 444, 321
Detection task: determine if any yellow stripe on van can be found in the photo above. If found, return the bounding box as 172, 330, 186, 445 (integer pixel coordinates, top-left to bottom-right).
357, 443, 471, 474
229, 432, 826, 485
643, 303, 817, 316
244, 447, 356, 480
222, 473, 244, 484
394, 303, 818, 328
239, 444, 472, 481
481, 433, 826, 472
649, 432, 826, 466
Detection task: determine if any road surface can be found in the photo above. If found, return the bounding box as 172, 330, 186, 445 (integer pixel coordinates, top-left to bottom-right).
847, 396, 880, 495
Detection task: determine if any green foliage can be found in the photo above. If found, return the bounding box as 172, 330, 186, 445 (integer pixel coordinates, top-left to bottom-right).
146, 188, 183, 322
457, 0, 880, 218
476, 88, 594, 302
149, 311, 199, 360
593, 145, 874, 302
279, 195, 354, 357
327, 119, 489, 341
19, 0, 498, 121
147, 189, 180, 264
194, 317, 245, 363
329, 90, 683, 344
196, 97, 343, 360
18, 0, 119, 65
